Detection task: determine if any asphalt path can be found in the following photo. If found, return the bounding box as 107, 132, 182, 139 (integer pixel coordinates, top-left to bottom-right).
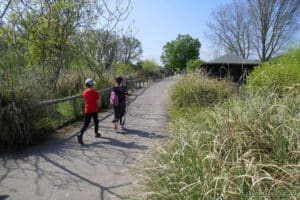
0, 77, 177, 200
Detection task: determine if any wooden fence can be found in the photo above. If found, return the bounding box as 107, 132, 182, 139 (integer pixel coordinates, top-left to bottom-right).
36, 76, 162, 129
39, 77, 161, 106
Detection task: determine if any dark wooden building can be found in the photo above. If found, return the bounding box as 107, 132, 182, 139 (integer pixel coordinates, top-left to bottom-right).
201, 54, 260, 83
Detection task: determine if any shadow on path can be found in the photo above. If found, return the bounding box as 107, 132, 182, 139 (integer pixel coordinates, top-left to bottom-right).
1, 149, 132, 200
122, 129, 166, 139
86, 136, 148, 150
0, 195, 9, 200
40, 154, 130, 200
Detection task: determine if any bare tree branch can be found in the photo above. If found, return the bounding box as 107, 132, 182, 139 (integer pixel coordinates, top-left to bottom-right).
247, 0, 300, 61
207, 0, 300, 61
207, 0, 252, 59
0, 0, 12, 19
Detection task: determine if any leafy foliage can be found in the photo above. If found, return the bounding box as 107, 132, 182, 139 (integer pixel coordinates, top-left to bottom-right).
161, 34, 201, 71
141, 59, 160, 71
0, 0, 153, 151
245, 47, 300, 94
131, 60, 162, 78
0, 0, 136, 97
186, 58, 204, 71
111, 63, 134, 76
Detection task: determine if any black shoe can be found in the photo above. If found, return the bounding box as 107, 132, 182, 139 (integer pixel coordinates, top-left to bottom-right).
77, 135, 84, 145
95, 132, 101, 138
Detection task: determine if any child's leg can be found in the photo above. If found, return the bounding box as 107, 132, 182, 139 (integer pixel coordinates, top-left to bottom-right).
113, 106, 120, 130
79, 113, 92, 136
120, 104, 126, 126
118, 103, 127, 130
92, 112, 99, 133
120, 113, 125, 126
113, 106, 119, 122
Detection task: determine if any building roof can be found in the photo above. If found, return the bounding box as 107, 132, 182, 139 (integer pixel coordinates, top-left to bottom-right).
203, 53, 260, 66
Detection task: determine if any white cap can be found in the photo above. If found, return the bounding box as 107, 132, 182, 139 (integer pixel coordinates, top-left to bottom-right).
85, 78, 95, 85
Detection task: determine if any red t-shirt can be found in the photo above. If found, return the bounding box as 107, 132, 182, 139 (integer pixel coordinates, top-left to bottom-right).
82, 89, 100, 113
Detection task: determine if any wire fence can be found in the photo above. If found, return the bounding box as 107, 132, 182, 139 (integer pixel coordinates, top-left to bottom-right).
36, 76, 162, 130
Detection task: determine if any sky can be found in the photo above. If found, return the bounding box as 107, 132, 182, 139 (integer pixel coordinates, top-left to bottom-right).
124, 0, 233, 64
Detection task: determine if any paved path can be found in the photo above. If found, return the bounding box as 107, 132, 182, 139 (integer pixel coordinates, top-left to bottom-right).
0, 77, 177, 200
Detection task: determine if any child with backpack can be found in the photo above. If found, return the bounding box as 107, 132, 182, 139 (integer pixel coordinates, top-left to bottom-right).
77, 78, 101, 145
110, 76, 128, 131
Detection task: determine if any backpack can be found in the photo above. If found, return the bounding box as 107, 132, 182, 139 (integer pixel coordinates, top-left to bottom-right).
110, 90, 119, 106
110, 86, 126, 106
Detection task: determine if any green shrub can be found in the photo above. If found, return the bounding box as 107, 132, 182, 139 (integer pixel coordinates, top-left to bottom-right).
246, 47, 300, 94
186, 58, 204, 72
112, 63, 135, 76
141, 59, 160, 72
170, 74, 234, 108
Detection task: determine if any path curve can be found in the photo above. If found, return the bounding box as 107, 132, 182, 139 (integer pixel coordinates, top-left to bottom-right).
0, 77, 177, 200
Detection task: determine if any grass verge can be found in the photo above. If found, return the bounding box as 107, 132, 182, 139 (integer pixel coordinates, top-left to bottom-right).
138, 74, 300, 200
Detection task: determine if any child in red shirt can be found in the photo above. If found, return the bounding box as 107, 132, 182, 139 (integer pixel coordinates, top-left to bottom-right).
77, 78, 101, 145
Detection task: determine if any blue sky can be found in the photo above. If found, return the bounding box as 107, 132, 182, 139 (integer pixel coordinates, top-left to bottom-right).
125, 0, 232, 64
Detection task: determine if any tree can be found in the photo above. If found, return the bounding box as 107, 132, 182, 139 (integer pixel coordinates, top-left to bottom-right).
0, 0, 132, 96
0, 0, 12, 19
75, 29, 118, 79
207, 0, 300, 61
207, 0, 251, 58
79, 29, 142, 79
119, 36, 142, 64
22, 0, 104, 95
247, 0, 300, 61
161, 34, 201, 71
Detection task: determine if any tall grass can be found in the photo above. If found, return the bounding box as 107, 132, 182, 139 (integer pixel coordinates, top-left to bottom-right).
139, 74, 300, 199
0, 89, 49, 151
170, 74, 234, 108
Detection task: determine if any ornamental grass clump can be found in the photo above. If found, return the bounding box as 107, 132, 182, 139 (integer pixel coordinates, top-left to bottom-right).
170, 74, 234, 108
140, 75, 300, 199
0, 90, 44, 151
